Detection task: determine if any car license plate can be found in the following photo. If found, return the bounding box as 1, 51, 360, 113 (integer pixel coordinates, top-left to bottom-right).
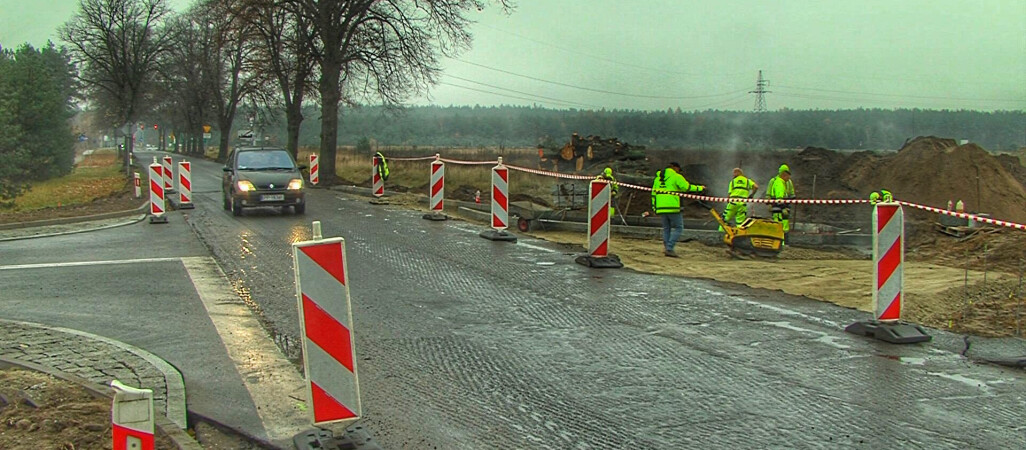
260, 194, 285, 202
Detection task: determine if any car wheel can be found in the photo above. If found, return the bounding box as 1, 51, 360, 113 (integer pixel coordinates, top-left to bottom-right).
294, 203, 306, 215
231, 196, 243, 216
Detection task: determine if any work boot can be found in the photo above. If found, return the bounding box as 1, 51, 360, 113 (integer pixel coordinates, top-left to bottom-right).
664, 249, 679, 258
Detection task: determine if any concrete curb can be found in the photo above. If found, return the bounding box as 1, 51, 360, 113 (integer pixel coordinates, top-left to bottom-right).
0, 214, 148, 242
0, 319, 188, 430
0, 203, 148, 231
0, 356, 201, 450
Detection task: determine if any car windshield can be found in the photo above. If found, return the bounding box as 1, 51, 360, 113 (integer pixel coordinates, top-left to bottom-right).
237, 150, 295, 170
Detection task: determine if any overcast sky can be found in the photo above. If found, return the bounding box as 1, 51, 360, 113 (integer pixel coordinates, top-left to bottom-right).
2, 0, 1024, 112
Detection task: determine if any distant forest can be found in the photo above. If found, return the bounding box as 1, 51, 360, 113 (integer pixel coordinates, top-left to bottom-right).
252, 105, 1026, 152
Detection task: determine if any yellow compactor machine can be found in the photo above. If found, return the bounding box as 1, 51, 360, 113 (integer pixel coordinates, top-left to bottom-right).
709, 209, 785, 257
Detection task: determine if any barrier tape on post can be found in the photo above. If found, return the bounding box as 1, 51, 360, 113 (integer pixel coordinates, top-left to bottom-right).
310, 154, 319, 185
293, 226, 362, 426
380, 153, 1026, 231
178, 161, 194, 209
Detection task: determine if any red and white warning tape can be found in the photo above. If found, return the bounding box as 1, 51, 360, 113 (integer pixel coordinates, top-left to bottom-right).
383, 154, 1026, 231
898, 201, 1026, 231
439, 157, 501, 165
387, 155, 438, 161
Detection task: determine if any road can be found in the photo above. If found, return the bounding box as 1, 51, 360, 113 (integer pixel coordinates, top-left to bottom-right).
173, 154, 1025, 449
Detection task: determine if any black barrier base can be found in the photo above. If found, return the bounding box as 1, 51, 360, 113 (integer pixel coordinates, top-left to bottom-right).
845, 320, 932, 344
479, 230, 518, 242
148, 215, 168, 224
575, 254, 624, 269
177, 203, 195, 210
422, 212, 448, 221
368, 198, 390, 205
294, 425, 382, 450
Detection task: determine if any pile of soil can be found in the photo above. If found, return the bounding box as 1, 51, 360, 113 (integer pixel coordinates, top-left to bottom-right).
844, 136, 1026, 224
0, 368, 176, 449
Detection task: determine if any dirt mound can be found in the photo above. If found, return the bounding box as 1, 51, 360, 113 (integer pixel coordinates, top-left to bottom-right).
843, 136, 1026, 224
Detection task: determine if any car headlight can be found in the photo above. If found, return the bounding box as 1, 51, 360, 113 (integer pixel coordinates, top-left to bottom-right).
288, 178, 303, 190
236, 180, 256, 192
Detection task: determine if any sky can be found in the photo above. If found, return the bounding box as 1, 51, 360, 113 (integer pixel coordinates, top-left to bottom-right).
2, 0, 1024, 112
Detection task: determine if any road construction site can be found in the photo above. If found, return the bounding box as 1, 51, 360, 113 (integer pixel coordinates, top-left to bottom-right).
346, 135, 1026, 339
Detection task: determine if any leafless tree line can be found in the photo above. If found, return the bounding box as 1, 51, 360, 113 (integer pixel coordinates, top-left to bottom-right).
60, 0, 512, 182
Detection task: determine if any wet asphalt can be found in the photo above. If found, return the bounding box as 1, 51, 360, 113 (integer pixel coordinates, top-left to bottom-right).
173, 155, 1025, 449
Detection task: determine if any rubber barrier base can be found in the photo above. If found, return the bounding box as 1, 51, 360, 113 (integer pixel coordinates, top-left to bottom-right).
148, 215, 168, 224
177, 203, 195, 210
294, 425, 382, 450
422, 212, 449, 221
575, 254, 624, 269
368, 198, 390, 205
479, 230, 517, 242
844, 320, 932, 344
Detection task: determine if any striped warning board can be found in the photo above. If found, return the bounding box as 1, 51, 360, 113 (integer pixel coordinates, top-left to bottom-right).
148, 163, 165, 217
162, 156, 175, 193
293, 237, 361, 426
178, 161, 193, 209
491, 163, 509, 231
372, 156, 384, 198
310, 153, 319, 185
588, 180, 611, 258
430, 160, 444, 212
874, 202, 904, 321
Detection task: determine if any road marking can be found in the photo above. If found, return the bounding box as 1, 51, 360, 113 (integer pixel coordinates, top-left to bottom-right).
180, 256, 309, 443
0, 257, 181, 271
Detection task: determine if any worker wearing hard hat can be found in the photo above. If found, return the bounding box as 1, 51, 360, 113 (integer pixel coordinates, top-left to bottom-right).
595, 167, 619, 217
374, 151, 390, 180
652, 162, 705, 257
869, 191, 881, 205
721, 167, 758, 230
765, 164, 796, 235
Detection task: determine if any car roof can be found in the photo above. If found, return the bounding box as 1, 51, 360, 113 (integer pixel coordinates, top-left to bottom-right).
236, 147, 287, 152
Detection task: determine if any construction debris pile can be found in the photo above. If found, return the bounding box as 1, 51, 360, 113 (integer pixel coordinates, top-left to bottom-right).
541, 133, 646, 173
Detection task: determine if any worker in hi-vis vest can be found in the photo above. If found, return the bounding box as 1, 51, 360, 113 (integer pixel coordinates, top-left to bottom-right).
652, 162, 705, 258
765, 164, 796, 234
721, 167, 758, 230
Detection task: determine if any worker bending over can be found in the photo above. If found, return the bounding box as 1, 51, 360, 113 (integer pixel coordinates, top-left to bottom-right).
595, 167, 619, 217
722, 167, 758, 229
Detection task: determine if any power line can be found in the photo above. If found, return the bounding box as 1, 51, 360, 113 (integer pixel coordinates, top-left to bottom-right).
454, 59, 750, 100
474, 23, 753, 79
437, 82, 593, 109
441, 74, 602, 108
774, 84, 1025, 103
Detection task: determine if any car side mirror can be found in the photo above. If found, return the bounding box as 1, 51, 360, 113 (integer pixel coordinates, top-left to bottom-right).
297, 164, 307, 170
222, 167, 232, 172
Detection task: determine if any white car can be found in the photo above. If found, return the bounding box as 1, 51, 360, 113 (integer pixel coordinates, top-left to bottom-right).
145, 145, 157, 151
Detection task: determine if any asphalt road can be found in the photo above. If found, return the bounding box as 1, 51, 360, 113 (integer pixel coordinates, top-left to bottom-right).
171, 153, 1025, 449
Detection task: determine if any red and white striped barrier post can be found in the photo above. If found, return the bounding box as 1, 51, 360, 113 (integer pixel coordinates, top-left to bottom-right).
177, 160, 194, 209
310, 153, 319, 185
148, 162, 167, 224
423, 155, 448, 221
293, 221, 362, 426
575, 180, 622, 268
371, 156, 384, 198
480, 157, 516, 242
845, 202, 930, 343
110, 380, 154, 450
133, 172, 141, 199
162, 155, 175, 194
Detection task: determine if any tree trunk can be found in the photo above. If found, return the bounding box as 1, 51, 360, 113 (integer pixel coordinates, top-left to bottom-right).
318, 62, 341, 185
285, 100, 304, 160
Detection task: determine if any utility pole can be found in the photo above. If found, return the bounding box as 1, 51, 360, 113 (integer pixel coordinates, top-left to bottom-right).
750, 70, 770, 112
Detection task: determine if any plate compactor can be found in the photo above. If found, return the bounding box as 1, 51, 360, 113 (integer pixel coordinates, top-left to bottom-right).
709, 208, 785, 257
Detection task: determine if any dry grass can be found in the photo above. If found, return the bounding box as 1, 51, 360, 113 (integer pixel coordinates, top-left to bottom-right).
8, 150, 127, 212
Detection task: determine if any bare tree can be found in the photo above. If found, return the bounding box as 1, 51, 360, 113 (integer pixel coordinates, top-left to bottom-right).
235, 0, 317, 159
289, 0, 512, 184
159, 14, 214, 156
60, 0, 174, 175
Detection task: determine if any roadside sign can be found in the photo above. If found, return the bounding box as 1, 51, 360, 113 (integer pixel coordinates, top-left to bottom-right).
203, 125, 211, 133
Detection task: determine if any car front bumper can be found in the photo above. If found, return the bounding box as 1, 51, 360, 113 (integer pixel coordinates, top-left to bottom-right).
236, 189, 305, 207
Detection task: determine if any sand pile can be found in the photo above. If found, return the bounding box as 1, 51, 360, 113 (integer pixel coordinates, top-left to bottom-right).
842, 136, 1026, 224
